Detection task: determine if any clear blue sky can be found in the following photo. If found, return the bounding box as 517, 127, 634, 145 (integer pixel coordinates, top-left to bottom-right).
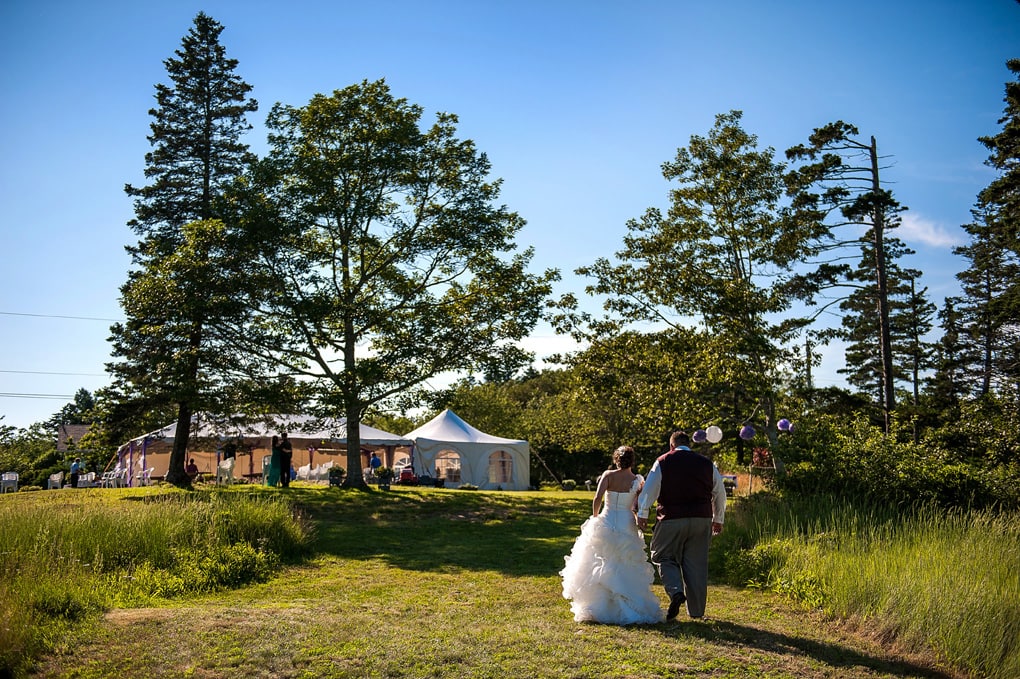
1, 0, 1018, 430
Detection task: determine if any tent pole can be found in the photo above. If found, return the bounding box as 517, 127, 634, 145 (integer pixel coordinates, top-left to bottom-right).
531, 448, 560, 486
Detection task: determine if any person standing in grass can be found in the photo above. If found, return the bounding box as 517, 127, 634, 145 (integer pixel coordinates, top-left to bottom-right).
637, 430, 726, 620
279, 433, 293, 488
266, 436, 282, 487
69, 457, 83, 489
560, 445, 664, 624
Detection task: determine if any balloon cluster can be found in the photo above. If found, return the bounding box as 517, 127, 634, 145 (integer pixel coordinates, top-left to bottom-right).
691, 426, 724, 444
739, 419, 795, 440
690, 421, 793, 443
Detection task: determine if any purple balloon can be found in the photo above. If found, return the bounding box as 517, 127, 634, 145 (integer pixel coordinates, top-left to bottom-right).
693, 429, 707, 443
739, 424, 756, 440
777, 418, 792, 432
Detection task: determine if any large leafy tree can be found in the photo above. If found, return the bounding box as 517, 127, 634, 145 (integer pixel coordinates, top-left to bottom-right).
564, 111, 813, 448
109, 13, 258, 486
230, 80, 557, 487
786, 122, 908, 433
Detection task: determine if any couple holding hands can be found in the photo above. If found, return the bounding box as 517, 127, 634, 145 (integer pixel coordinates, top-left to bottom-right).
560, 430, 727, 624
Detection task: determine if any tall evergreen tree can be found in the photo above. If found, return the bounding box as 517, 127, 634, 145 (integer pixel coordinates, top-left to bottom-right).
953, 59, 1020, 396
786, 123, 908, 432
895, 276, 937, 442
896, 276, 937, 404
109, 13, 258, 486
952, 208, 1018, 396
124, 12, 258, 244
927, 299, 970, 413
835, 237, 919, 400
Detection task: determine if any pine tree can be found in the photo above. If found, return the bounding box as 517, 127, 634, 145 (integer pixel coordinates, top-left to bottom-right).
786, 123, 909, 432
927, 300, 970, 412
125, 12, 257, 245
953, 58, 1020, 396
953, 208, 1019, 396
109, 13, 258, 486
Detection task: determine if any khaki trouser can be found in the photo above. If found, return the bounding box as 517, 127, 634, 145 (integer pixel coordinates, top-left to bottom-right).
648, 516, 712, 618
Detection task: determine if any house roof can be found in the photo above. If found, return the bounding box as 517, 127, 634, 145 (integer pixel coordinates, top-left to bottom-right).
57, 424, 92, 452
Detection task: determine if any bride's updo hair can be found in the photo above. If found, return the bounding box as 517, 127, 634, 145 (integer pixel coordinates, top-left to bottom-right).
613, 445, 635, 469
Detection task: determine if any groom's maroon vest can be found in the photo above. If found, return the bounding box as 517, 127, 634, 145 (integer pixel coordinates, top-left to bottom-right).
654, 447, 714, 521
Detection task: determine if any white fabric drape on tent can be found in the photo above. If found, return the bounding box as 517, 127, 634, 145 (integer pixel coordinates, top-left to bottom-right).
405, 409, 530, 490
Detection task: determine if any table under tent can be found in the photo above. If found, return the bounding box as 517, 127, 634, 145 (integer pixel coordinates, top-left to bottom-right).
113, 414, 413, 485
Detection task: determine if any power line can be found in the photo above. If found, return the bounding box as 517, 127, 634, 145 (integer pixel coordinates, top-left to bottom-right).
0, 370, 108, 377
0, 392, 74, 400
0, 311, 122, 322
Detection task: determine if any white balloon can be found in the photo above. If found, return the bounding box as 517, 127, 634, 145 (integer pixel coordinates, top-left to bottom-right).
706, 425, 723, 443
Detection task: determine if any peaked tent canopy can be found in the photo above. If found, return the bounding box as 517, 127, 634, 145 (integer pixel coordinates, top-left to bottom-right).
405, 409, 530, 490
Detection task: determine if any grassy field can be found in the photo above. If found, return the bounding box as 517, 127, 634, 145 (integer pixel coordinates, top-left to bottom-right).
714, 493, 1020, 679
1, 484, 981, 678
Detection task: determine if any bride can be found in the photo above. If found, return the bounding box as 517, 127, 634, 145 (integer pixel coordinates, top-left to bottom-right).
560, 446, 664, 624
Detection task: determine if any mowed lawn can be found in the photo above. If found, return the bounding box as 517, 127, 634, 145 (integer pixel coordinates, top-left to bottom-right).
27, 485, 957, 679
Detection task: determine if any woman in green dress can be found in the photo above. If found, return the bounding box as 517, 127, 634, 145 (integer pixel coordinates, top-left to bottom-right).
266, 435, 282, 487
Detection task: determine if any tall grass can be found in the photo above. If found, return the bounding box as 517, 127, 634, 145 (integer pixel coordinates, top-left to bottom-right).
718, 493, 1020, 679
0, 488, 311, 678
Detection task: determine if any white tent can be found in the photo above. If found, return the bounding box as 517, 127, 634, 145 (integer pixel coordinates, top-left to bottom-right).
405, 409, 530, 490
114, 414, 412, 483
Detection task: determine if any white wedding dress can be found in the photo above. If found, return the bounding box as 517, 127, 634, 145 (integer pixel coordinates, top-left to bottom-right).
560, 476, 665, 624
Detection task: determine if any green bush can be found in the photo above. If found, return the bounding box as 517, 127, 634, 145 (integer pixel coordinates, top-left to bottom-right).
773, 417, 1020, 510
561, 479, 577, 491
724, 538, 792, 588
128, 543, 279, 598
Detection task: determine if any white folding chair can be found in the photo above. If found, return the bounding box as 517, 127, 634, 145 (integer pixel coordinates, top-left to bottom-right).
216, 458, 235, 485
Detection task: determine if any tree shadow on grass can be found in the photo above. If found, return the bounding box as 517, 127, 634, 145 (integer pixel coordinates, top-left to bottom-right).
659, 618, 954, 678
291, 486, 589, 576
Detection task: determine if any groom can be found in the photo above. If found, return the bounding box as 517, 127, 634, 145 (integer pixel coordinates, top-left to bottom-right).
637, 430, 727, 620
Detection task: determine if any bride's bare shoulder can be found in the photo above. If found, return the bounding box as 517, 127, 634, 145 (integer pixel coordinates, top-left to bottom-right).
603, 469, 638, 492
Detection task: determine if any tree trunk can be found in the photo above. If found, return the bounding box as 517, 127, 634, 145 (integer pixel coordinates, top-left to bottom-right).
870, 136, 895, 433
166, 402, 192, 487
341, 401, 366, 489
